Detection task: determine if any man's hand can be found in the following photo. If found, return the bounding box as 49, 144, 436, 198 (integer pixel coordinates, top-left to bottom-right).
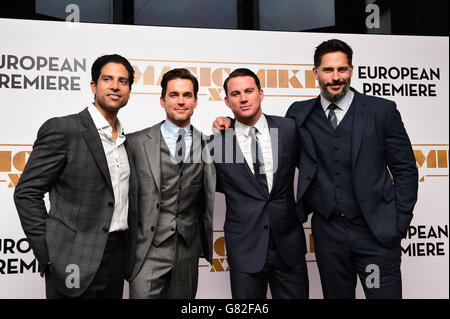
212, 116, 232, 135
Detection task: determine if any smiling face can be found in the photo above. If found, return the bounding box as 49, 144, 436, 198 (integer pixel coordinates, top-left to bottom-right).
314, 51, 353, 103
90, 62, 131, 116
224, 75, 263, 126
161, 78, 198, 127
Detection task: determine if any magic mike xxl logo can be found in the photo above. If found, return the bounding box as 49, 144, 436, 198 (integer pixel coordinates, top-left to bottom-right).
2, 144, 447, 188
413, 144, 449, 182
130, 59, 320, 101
0, 145, 31, 188
0, 54, 86, 90
358, 65, 441, 97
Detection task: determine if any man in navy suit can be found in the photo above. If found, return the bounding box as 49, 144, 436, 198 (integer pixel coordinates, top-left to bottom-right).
211, 68, 308, 299
285, 39, 418, 298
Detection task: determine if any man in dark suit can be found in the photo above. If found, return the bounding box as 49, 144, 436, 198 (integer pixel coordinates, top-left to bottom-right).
13, 54, 138, 299
127, 68, 215, 299
211, 68, 308, 299
285, 39, 418, 298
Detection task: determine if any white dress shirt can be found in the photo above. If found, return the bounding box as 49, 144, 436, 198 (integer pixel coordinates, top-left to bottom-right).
160, 120, 192, 161
320, 89, 355, 126
235, 114, 274, 192
88, 105, 130, 232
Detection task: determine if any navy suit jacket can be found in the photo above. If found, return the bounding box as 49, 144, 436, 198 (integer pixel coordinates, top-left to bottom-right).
212, 114, 306, 273
286, 88, 418, 247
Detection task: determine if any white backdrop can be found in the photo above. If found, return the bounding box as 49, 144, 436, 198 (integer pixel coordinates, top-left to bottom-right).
0, 18, 448, 299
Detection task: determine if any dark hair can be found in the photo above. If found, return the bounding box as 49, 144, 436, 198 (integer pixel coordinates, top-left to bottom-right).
91, 54, 135, 88
160, 68, 199, 99
314, 39, 353, 68
223, 68, 261, 96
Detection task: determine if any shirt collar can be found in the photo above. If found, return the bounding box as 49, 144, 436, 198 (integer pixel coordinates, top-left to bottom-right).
88, 104, 125, 136
235, 114, 268, 138
320, 88, 354, 113
161, 119, 191, 136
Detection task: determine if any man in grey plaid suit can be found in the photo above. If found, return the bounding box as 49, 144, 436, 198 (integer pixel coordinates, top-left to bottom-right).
14, 54, 138, 299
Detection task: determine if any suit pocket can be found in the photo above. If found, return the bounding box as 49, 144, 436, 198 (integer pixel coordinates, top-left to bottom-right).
47, 214, 77, 233
224, 219, 243, 234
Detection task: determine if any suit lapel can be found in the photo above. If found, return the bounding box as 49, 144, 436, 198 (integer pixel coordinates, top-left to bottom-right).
143, 122, 163, 193
351, 89, 368, 167
229, 119, 268, 198
79, 108, 113, 191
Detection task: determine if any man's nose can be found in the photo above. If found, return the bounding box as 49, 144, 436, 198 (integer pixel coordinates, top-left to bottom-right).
177, 96, 185, 104
110, 80, 120, 90
331, 70, 340, 81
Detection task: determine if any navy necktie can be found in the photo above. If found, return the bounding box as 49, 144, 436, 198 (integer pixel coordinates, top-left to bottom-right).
328, 103, 338, 129
249, 126, 268, 194
175, 128, 186, 167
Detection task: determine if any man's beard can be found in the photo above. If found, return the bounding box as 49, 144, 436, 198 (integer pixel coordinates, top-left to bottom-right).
319, 78, 351, 102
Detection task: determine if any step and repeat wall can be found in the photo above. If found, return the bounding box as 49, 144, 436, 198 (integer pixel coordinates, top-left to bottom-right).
0, 18, 448, 298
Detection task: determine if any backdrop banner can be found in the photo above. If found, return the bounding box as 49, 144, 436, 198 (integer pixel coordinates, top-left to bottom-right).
0, 18, 448, 299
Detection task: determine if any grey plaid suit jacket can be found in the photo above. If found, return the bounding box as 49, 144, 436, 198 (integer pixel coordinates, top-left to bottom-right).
14, 108, 138, 297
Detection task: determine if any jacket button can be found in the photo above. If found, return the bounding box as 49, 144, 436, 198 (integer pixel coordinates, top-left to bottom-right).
107, 202, 114, 207
151, 226, 155, 231
102, 226, 109, 233
264, 225, 269, 230
156, 203, 160, 209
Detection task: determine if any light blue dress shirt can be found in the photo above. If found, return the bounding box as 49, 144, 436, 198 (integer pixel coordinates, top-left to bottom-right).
160, 120, 192, 160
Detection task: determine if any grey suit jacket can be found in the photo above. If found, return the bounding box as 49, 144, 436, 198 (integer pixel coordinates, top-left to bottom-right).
127, 121, 215, 281
13, 108, 138, 297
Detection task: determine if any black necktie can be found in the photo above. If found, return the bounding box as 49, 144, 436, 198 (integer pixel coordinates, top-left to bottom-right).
327, 103, 338, 129
175, 128, 186, 167
249, 126, 269, 194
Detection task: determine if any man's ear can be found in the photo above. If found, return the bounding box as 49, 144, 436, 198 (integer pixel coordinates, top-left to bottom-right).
90, 81, 97, 95
224, 96, 231, 109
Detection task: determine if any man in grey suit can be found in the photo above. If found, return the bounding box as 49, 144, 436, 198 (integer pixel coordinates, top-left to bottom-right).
14, 54, 138, 298
128, 68, 215, 299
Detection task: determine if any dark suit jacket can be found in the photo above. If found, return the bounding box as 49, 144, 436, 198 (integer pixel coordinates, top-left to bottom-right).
13, 108, 138, 297
212, 114, 306, 274
286, 88, 418, 247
